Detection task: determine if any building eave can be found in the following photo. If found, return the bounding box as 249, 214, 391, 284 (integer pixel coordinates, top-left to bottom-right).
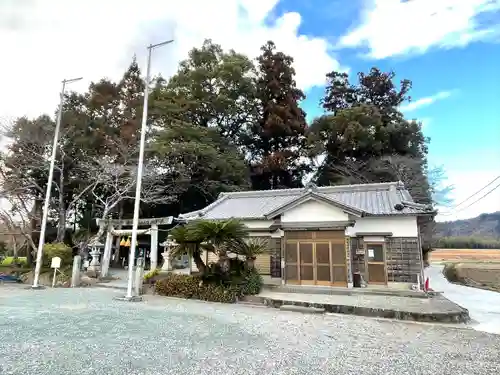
264, 191, 365, 219
281, 220, 356, 230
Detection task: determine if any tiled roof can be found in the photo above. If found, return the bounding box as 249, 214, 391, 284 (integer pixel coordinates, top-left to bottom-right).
181, 181, 435, 220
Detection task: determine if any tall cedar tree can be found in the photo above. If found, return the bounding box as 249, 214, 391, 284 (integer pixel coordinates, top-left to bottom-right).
116, 57, 145, 148
248, 41, 309, 190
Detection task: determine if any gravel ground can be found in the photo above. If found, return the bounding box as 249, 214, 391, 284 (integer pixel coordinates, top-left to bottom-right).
0, 286, 499, 375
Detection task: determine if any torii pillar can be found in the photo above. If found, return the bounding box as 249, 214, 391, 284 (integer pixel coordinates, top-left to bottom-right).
101, 225, 114, 278
150, 224, 159, 271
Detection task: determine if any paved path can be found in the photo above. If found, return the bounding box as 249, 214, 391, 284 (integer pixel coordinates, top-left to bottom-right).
258, 290, 464, 314
1, 286, 499, 374
425, 265, 500, 334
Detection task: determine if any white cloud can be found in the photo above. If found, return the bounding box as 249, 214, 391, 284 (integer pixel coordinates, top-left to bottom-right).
400, 90, 452, 112
0, 0, 343, 121
339, 0, 500, 59
436, 169, 500, 222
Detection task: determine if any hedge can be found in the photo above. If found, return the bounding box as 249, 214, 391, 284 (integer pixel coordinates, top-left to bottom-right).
155, 269, 263, 304
155, 274, 239, 303
42, 243, 72, 267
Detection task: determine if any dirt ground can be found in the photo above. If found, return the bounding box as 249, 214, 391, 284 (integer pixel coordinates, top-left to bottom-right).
430, 249, 500, 263
430, 249, 500, 292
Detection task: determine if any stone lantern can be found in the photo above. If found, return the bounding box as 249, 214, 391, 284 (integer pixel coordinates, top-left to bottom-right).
160, 238, 176, 271
87, 241, 104, 274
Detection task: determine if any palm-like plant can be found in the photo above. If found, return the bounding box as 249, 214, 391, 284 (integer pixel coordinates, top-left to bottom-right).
168, 225, 208, 274
189, 219, 249, 272
168, 219, 249, 274
190, 219, 248, 250
231, 238, 268, 269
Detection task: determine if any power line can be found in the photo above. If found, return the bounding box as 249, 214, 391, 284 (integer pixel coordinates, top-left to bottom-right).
440, 181, 500, 216
452, 175, 500, 209
453, 181, 500, 213
438, 175, 500, 216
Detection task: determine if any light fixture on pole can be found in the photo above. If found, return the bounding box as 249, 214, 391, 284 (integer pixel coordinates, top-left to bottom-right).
117, 39, 174, 301
32, 77, 83, 289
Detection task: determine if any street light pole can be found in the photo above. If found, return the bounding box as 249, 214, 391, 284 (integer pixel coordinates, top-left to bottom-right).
124, 40, 174, 299
32, 77, 83, 289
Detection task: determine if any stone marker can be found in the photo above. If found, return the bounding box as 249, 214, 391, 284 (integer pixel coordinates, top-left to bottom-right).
71, 255, 82, 288
135, 259, 145, 296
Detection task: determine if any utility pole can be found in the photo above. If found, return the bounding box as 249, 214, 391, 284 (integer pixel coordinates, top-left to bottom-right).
123, 40, 174, 300
32, 77, 83, 289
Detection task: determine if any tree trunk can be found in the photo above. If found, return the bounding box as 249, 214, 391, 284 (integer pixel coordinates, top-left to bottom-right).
112, 203, 124, 267
12, 238, 18, 259
192, 250, 206, 274
246, 257, 255, 269
89, 223, 106, 246
216, 248, 231, 273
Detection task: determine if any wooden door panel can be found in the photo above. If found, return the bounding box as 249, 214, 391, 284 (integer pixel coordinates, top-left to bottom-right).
367, 264, 386, 284
284, 231, 348, 286
315, 242, 331, 285
331, 243, 346, 264
366, 243, 387, 284
285, 243, 298, 262
299, 243, 314, 284
332, 266, 347, 284
285, 242, 298, 283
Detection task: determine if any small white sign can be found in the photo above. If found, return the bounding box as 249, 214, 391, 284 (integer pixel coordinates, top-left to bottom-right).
51, 256, 61, 269
368, 249, 374, 258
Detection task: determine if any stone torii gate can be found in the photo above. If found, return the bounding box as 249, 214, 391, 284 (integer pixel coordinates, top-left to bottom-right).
96, 216, 174, 277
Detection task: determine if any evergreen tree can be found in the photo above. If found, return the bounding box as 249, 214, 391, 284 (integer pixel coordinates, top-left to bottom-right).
164, 39, 257, 143
246, 41, 310, 190
311, 67, 440, 252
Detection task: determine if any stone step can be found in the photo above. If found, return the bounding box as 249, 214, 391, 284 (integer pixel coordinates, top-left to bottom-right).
268, 285, 430, 299
280, 305, 326, 314
260, 296, 470, 323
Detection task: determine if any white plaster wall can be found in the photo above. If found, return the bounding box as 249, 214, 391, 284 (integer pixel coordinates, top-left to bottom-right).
281, 199, 349, 222
242, 220, 274, 229
346, 216, 418, 237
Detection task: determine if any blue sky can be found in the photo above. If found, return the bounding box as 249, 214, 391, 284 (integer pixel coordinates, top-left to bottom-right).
269, 0, 500, 221
2, 0, 499, 221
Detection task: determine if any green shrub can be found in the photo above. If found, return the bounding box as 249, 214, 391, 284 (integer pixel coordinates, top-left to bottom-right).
143, 268, 160, 282
155, 274, 238, 303
443, 263, 461, 283
1, 257, 27, 266
240, 268, 263, 296
42, 243, 72, 267
198, 283, 238, 303
155, 274, 201, 298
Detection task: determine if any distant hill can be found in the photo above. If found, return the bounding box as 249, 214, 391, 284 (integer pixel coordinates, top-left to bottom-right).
435, 212, 500, 239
